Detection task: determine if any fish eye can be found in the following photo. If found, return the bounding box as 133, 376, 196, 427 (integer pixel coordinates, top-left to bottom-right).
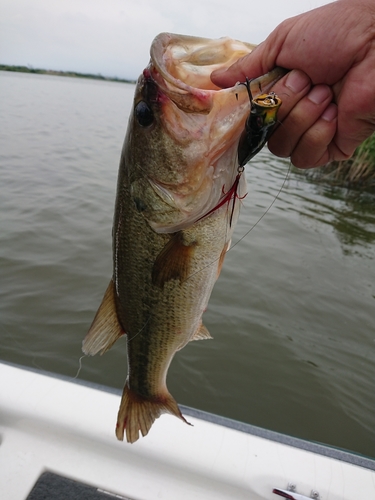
135, 100, 154, 127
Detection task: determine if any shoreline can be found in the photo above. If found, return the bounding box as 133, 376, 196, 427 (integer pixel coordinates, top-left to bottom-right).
0, 64, 136, 84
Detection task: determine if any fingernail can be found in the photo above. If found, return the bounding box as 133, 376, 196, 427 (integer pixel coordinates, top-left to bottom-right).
285, 70, 310, 93
308, 85, 332, 105
321, 103, 338, 122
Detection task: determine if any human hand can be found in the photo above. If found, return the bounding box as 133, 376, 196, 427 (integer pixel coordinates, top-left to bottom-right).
211, 0, 375, 168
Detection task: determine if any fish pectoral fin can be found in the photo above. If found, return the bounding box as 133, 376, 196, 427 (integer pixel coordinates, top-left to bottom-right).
116, 381, 191, 443
152, 231, 196, 288
191, 322, 212, 341
82, 279, 125, 356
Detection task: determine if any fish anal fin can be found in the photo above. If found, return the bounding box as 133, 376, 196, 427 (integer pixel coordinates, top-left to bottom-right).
152, 232, 196, 288
191, 322, 212, 341
82, 279, 124, 356
116, 381, 191, 443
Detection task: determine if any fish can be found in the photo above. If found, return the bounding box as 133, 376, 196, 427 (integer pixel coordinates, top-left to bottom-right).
83, 32, 283, 443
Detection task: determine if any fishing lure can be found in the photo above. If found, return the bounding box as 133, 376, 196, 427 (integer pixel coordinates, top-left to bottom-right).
217, 81, 282, 225
237, 78, 282, 168
198, 81, 282, 227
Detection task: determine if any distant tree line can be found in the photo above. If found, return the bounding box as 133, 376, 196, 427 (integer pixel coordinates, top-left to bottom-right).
0, 64, 135, 84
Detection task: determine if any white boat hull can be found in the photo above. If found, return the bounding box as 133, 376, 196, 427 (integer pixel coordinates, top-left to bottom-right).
0, 362, 374, 499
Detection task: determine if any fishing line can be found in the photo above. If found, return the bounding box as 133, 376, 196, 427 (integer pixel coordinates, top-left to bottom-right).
229, 160, 291, 252
180, 156, 291, 285
127, 315, 151, 343
228, 116, 293, 251
72, 355, 86, 380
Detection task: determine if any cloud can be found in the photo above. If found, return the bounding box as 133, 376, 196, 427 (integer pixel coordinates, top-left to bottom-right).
0, 0, 331, 79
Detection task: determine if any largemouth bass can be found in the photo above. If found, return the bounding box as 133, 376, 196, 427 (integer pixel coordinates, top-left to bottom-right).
83, 33, 283, 443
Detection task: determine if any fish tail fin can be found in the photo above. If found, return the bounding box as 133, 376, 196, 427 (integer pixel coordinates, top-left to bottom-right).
115, 381, 191, 443
82, 279, 124, 356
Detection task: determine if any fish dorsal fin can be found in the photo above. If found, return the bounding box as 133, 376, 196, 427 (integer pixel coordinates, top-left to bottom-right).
191, 322, 212, 341
152, 232, 196, 288
82, 279, 124, 356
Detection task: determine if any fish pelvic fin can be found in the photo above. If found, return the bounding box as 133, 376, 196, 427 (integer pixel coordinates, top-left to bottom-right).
191, 322, 212, 341
82, 279, 124, 356
217, 240, 231, 279
152, 231, 197, 288
116, 381, 191, 443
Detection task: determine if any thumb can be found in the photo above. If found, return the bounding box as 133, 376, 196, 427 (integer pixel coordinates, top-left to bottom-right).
211, 41, 274, 88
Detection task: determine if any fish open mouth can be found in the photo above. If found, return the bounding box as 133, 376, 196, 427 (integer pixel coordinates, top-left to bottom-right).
147, 33, 256, 113
148, 33, 285, 116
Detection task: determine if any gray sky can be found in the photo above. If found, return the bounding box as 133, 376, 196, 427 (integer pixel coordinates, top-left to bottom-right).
1, 0, 331, 80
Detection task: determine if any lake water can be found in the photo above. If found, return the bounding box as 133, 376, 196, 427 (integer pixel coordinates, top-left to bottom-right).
1, 70, 374, 458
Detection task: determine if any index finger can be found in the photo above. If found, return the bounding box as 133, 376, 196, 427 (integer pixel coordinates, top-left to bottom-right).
211, 43, 271, 88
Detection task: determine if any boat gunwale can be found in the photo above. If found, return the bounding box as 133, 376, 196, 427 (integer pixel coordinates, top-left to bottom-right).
2, 359, 374, 471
